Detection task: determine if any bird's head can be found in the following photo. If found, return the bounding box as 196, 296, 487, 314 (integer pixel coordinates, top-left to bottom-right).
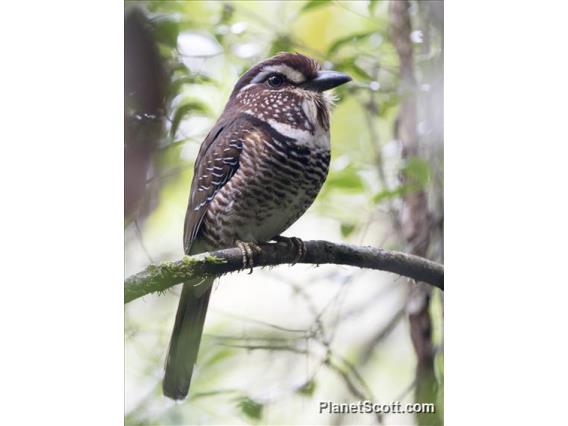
226, 52, 351, 133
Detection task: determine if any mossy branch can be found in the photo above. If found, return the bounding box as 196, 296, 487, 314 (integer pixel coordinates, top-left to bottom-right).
124, 240, 444, 304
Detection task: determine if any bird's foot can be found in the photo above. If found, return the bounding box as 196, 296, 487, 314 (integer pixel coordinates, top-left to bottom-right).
273, 236, 306, 265
235, 240, 262, 274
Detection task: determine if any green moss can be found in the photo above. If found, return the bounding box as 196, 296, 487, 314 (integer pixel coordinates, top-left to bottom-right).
203, 255, 227, 264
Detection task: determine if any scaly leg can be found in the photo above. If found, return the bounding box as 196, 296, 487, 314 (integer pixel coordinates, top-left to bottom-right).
235, 240, 262, 274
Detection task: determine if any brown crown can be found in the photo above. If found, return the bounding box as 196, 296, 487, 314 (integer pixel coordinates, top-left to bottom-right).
231, 52, 320, 97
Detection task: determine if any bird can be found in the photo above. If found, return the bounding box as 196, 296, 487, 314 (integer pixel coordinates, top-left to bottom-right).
163, 52, 351, 400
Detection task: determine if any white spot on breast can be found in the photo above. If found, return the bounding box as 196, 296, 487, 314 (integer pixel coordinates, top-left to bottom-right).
266, 118, 330, 150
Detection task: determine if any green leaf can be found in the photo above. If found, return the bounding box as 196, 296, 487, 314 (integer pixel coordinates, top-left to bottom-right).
333, 57, 372, 81
373, 186, 407, 204
340, 223, 356, 237
301, 0, 332, 13
202, 348, 234, 368
270, 35, 293, 56
349, 63, 373, 81
402, 157, 431, 186
327, 31, 376, 56
297, 379, 317, 396
170, 101, 209, 138
326, 167, 365, 192
219, 3, 235, 24
368, 0, 380, 15
168, 74, 214, 99
236, 396, 263, 420
377, 94, 400, 117
153, 19, 179, 48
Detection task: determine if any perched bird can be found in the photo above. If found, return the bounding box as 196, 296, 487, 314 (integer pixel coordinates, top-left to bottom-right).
163, 52, 351, 400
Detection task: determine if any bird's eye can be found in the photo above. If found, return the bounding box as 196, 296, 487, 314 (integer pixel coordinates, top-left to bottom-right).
267, 74, 284, 88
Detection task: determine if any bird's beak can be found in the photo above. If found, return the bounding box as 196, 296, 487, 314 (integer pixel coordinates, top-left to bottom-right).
301, 70, 352, 92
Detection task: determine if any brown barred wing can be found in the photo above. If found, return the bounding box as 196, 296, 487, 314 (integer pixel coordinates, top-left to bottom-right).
183, 115, 245, 253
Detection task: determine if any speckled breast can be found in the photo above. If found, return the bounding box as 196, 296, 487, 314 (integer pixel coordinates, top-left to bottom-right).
200, 132, 330, 249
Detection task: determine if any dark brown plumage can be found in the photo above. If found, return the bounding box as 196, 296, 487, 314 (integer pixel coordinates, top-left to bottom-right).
163, 53, 351, 400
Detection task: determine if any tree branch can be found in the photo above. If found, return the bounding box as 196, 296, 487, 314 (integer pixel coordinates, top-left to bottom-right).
124, 240, 443, 304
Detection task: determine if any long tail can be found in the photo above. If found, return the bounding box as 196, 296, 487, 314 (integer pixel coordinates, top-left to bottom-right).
163, 279, 213, 400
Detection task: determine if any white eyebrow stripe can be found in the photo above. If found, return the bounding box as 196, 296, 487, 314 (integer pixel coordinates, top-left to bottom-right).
250, 64, 306, 84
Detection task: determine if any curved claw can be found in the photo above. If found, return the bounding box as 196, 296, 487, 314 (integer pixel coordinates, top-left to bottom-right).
273, 236, 306, 265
